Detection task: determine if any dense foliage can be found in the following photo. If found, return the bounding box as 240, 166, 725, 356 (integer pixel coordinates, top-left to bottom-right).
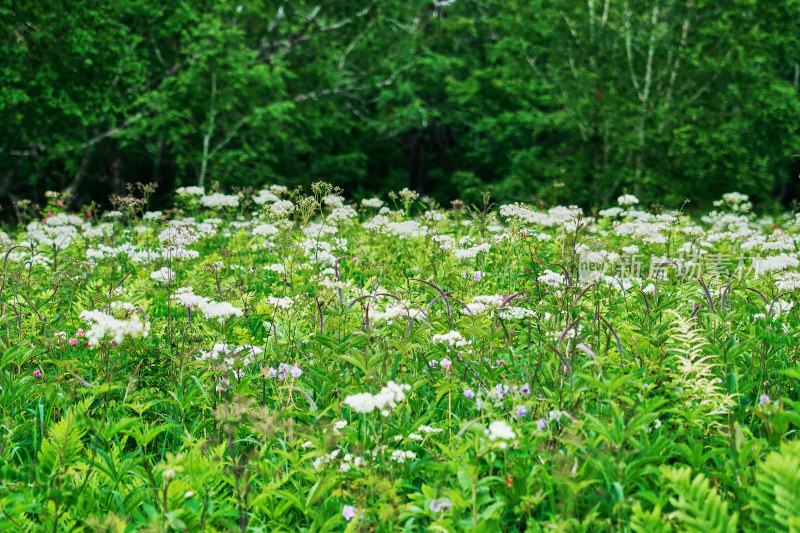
1, 184, 800, 531
3, 1, 800, 209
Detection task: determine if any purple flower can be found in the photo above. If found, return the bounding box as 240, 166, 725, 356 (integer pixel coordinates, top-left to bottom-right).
429, 359, 439, 368
473, 272, 482, 282
759, 394, 770, 406
549, 409, 562, 422
537, 418, 547, 431
429, 498, 452, 512
494, 384, 505, 400
266, 367, 277, 378
516, 405, 527, 418
290, 365, 302, 378
463, 389, 475, 399
520, 385, 531, 395
342, 505, 356, 521
440, 357, 452, 370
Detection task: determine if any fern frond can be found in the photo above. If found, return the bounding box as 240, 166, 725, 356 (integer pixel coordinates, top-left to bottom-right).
663, 466, 738, 533
38, 397, 92, 474
666, 311, 734, 416
749, 441, 800, 532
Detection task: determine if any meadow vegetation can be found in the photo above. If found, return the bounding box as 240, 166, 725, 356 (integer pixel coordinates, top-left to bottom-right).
1, 184, 800, 531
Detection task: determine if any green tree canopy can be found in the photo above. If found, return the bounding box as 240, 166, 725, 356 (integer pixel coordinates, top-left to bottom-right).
2, 0, 799, 210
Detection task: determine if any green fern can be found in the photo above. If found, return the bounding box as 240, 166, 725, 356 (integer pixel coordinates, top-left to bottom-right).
630, 501, 673, 533
749, 441, 800, 532
662, 466, 738, 533
38, 397, 92, 474
667, 311, 734, 417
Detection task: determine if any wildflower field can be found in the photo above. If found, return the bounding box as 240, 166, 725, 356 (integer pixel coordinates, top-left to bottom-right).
2, 184, 800, 532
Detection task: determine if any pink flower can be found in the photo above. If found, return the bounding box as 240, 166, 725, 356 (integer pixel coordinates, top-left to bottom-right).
76, 328, 85, 337
69, 338, 78, 346
352, 257, 360, 264
109, 340, 117, 348
33, 369, 41, 378
57, 200, 64, 207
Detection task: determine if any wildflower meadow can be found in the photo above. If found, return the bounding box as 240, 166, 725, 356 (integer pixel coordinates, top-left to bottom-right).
2, 184, 800, 532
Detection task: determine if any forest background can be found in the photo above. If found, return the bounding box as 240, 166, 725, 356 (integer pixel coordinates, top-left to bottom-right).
3, 0, 800, 212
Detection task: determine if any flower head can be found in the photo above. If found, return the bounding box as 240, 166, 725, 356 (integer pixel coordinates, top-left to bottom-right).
342, 505, 356, 521
429, 498, 452, 512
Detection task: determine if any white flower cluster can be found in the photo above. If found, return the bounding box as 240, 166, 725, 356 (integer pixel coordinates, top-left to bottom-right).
617, 194, 639, 206
454, 242, 491, 260
370, 303, 427, 324
269, 200, 295, 218
267, 296, 295, 310
172, 287, 243, 321
498, 306, 535, 320
499, 203, 549, 225
713, 192, 752, 212
459, 294, 505, 316
390, 450, 417, 463
327, 206, 358, 224
200, 193, 239, 208
538, 269, 567, 287
598, 207, 624, 218
322, 194, 345, 208
87, 243, 159, 263
299, 239, 336, 266
253, 189, 280, 205
159, 225, 197, 245
196, 343, 262, 380
26, 221, 78, 250
361, 198, 383, 208
775, 271, 800, 291
343, 381, 411, 415
264, 263, 286, 274
433, 234, 455, 251
614, 220, 669, 244
150, 267, 175, 284
303, 222, 338, 237
423, 210, 446, 221
177, 186, 204, 196
432, 330, 470, 348
79, 309, 151, 346
252, 223, 279, 237
486, 420, 515, 448
387, 220, 426, 238
752, 253, 799, 277
159, 225, 200, 261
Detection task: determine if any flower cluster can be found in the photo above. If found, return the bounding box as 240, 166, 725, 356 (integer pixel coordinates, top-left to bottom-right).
343, 381, 411, 415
